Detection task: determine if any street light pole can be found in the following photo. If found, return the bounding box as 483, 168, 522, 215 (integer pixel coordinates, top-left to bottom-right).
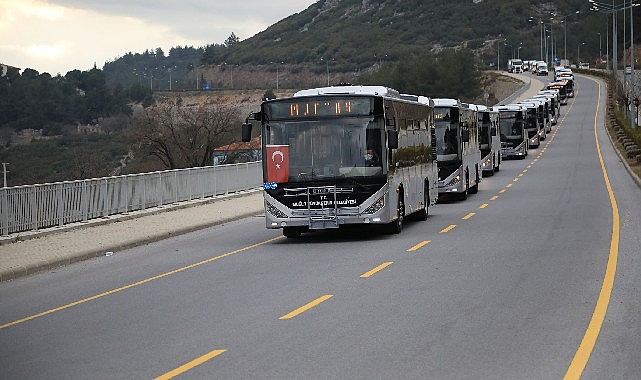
561, 11, 580, 64
540, 21, 544, 60
613, 1, 618, 75
597, 32, 602, 66
578, 42, 586, 64
631, 1, 635, 83
1, 162, 8, 188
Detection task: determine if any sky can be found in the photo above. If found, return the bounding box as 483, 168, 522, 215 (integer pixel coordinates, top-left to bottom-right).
0, 0, 318, 76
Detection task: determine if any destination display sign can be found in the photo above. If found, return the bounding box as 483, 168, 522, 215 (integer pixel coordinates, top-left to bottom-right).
266, 96, 372, 120
498, 112, 520, 119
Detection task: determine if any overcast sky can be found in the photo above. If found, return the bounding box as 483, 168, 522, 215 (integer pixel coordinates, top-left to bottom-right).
1, 0, 317, 76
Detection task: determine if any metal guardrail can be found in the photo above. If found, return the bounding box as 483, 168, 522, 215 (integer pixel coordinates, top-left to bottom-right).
0, 162, 262, 236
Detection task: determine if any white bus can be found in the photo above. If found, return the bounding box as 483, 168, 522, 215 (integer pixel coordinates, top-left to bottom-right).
241, 85, 438, 237
474, 104, 502, 175
433, 99, 482, 200
524, 97, 551, 134
536, 90, 561, 125
516, 101, 542, 148
494, 104, 528, 159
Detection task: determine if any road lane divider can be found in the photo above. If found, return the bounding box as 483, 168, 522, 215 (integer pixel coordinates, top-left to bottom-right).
279, 295, 334, 320
360, 262, 394, 278
462, 213, 476, 220
0, 236, 284, 330
479, 203, 489, 209
155, 349, 227, 380
439, 225, 456, 234
406, 241, 431, 252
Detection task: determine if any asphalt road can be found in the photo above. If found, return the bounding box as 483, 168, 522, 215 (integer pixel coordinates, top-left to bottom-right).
1, 75, 640, 379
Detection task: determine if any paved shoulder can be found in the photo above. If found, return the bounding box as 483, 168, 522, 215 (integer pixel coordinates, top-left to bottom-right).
0, 191, 264, 282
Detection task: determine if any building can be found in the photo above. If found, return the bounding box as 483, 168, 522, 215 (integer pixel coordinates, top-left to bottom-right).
213, 136, 261, 165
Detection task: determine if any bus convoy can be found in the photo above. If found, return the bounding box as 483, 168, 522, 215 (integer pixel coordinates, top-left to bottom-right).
241, 68, 574, 237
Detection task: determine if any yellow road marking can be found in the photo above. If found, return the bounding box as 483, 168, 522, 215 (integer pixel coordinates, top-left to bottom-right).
522, 169, 528, 173
479, 203, 489, 209
513, 178, 520, 182
360, 262, 394, 278
518, 173, 524, 177
564, 79, 620, 379
407, 241, 431, 252
462, 212, 476, 220
0, 236, 284, 330
155, 349, 227, 380
506, 183, 513, 188
499, 189, 506, 194
490, 195, 499, 201
279, 294, 334, 320
439, 224, 456, 233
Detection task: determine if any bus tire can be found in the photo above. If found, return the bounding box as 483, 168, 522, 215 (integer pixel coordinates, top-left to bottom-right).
386, 191, 404, 234
459, 171, 469, 201
469, 166, 479, 194
283, 227, 302, 238
415, 185, 429, 221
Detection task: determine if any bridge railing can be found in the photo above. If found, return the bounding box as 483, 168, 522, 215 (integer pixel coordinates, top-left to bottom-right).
0, 162, 262, 236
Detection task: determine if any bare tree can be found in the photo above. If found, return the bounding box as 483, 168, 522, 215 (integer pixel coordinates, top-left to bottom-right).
130, 97, 242, 169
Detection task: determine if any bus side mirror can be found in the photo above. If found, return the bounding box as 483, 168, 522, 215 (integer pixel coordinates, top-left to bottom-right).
241, 123, 252, 142
491, 127, 497, 136
387, 130, 399, 149
461, 129, 470, 143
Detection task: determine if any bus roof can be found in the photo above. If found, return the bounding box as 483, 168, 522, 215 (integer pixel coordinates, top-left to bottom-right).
432, 98, 460, 108
400, 94, 434, 106
294, 85, 400, 99
494, 104, 526, 112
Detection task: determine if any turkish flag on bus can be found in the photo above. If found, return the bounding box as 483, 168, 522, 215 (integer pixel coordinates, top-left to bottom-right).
265, 145, 289, 183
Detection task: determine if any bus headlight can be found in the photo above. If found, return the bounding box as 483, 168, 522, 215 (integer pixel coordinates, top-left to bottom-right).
482, 157, 492, 168
363, 196, 385, 214
446, 174, 461, 187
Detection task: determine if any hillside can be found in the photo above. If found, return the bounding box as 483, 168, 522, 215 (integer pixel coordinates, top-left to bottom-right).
219, 0, 605, 68
104, 0, 637, 91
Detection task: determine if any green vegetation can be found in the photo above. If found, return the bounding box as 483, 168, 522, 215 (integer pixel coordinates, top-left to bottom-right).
0, 66, 137, 134
1, 134, 129, 185
358, 49, 481, 102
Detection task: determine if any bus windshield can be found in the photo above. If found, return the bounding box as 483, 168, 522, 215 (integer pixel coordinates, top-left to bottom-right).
499, 116, 523, 139
434, 107, 459, 159
265, 116, 385, 179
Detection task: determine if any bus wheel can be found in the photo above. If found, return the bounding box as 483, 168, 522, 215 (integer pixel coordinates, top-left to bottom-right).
469, 166, 479, 194
283, 227, 302, 238
386, 192, 404, 234
459, 171, 469, 201
415, 186, 429, 221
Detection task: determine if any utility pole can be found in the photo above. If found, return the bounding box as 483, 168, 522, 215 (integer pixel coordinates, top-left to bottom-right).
2, 162, 8, 188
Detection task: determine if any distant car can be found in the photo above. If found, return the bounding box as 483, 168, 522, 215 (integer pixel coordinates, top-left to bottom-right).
579, 62, 590, 69
625, 65, 632, 75
536, 62, 548, 76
